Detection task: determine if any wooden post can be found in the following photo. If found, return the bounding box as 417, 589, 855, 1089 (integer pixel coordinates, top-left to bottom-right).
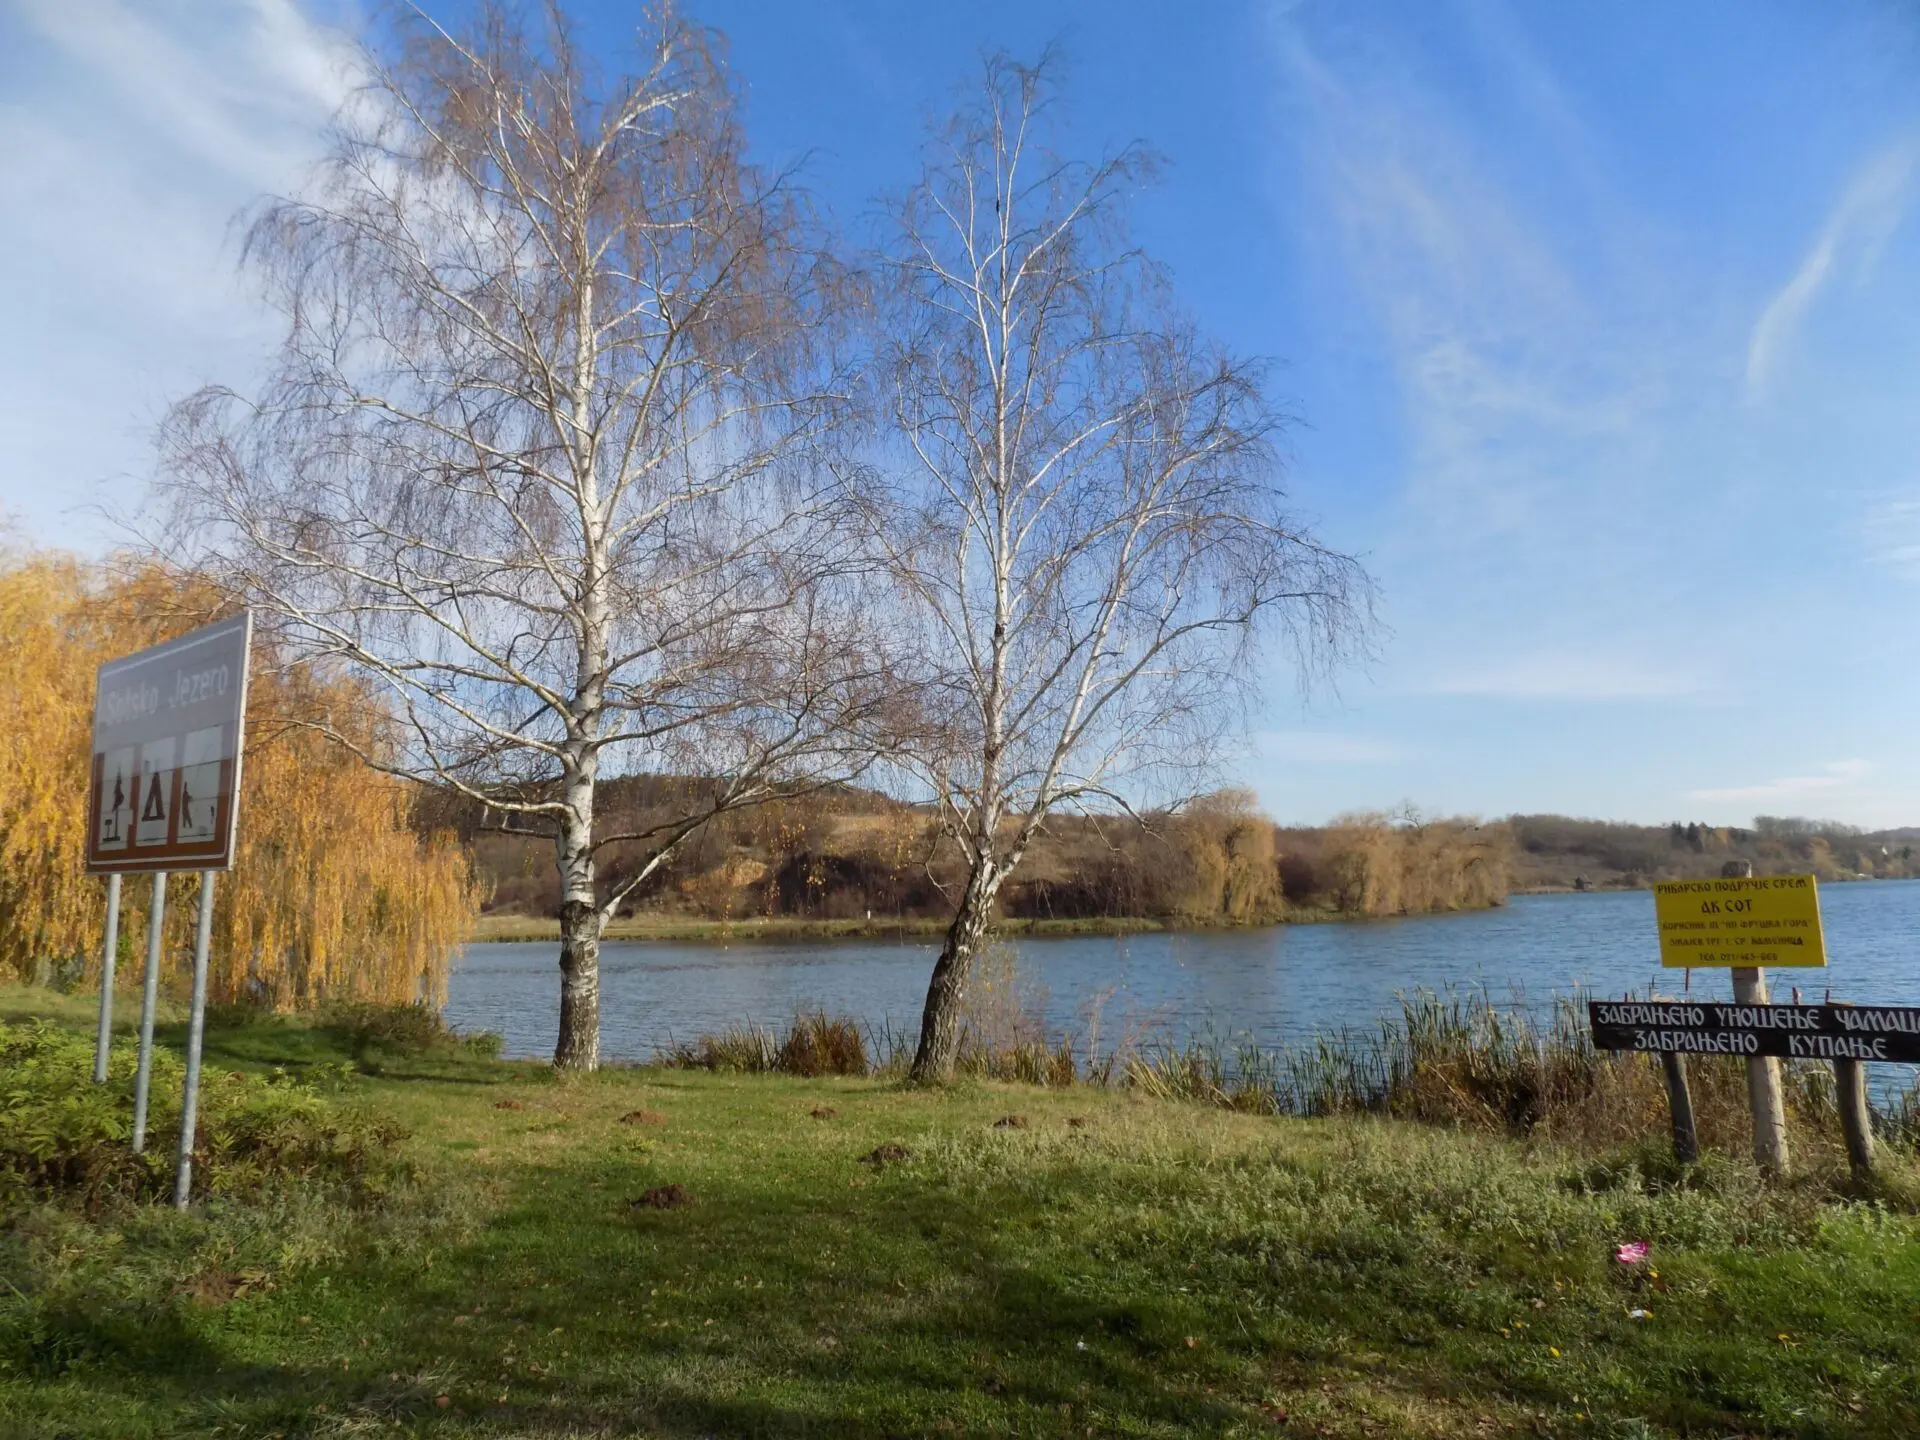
1660, 1051, 1699, 1164
1732, 966, 1789, 1177
1833, 1052, 1875, 1180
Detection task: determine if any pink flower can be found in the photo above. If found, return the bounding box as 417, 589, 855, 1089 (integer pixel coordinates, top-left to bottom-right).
1614, 1242, 1649, 1266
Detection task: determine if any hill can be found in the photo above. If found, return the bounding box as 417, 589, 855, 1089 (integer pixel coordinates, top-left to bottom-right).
1508, 814, 1919, 891
418, 783, 1515, 930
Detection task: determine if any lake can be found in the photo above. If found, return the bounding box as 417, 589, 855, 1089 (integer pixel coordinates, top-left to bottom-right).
446, 881, 1920, 1066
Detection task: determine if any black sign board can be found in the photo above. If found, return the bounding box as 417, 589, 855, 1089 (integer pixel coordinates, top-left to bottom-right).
1589, 1000, 1920, 1064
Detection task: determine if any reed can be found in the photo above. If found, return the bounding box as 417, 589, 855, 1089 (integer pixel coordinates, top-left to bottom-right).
658, 982, 1915, 1165
1123, 986, 1883, 1164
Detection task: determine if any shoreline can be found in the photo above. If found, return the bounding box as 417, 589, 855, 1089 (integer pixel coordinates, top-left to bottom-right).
473, 913, 1194, 944
465, 903, 1463, 945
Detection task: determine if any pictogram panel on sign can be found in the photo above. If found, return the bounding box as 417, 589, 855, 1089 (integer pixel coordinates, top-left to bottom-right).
88, 614, 253, 874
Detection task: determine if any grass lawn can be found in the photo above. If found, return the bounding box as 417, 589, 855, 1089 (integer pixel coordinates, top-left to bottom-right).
3, 986, 1918, 1438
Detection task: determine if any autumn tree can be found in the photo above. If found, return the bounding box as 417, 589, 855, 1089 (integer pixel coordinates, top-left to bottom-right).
158, 3, 882, 1068
0, 552, 476, 1000
877, 57, 1370, 1080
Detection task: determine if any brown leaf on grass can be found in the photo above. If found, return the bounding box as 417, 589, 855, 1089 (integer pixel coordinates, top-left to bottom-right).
860, 1142, 912, 1167
618, 1109, 667, 1126
175, 1268, 270, 1307
632, 1183, 693, 1209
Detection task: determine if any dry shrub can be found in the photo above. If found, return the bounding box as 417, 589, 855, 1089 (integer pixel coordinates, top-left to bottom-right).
657, 1023, 780, 1072
1127, 988, 1881, 1173
659, 1011, 867, 1076
659, 948, 1085, 1085
776, 1012, 867, 1077
1537, 1050, 1850, 1169
0, 553, 479, 1005
953, 941, 1078, 1085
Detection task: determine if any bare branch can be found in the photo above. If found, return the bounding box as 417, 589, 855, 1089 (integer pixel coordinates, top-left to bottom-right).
874, 52, 1375, 1079
154, 1, 877, 1071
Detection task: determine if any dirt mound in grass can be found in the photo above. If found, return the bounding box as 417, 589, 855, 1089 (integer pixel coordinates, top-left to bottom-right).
632, 1184, 693, 1209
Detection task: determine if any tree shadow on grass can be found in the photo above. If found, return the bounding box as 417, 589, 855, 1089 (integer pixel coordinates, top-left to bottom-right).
149, 1016, 545, 1087
4, 1163, 1260, 1437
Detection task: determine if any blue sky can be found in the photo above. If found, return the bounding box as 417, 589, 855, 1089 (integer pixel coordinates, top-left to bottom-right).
5, 1, 1919, 828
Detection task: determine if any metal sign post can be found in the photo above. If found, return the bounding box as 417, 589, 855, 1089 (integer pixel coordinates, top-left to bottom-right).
87, 614, 252, 1197
91, 872, 122, 1084
174, 872, 217, 1209
130, 872, 167, 1154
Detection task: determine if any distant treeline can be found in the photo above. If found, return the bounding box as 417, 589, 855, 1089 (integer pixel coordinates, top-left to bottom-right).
1509, 814, 1920, 891
426, 785, 1515, 928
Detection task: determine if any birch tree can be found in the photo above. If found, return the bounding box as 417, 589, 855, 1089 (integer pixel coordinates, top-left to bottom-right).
880, 57, 1371, 1081
157, 3, 880, 1069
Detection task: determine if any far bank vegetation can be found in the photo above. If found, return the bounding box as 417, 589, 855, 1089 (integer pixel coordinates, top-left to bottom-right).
1510, 813, 1920, 891
437, 786, 1514, 928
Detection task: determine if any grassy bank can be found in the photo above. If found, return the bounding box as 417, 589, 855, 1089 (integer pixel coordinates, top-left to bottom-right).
4, 988, 1919, 1437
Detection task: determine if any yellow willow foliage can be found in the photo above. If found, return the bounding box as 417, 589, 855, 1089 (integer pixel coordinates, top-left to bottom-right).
1170, 789, 1283, 923
1321, 810, 1514, 916
0, 554, 479, 1005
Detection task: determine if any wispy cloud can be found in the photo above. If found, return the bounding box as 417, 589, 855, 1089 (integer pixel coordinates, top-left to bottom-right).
1421, 652, 1712, 702
1687, 760, 1873, 807
1862, 491, 1920, 577
1246, 1, 1920, 825
0, 0, 356, 544
1266, 5, 1710, 693
1746, 138, 1920, 400
13, 0, 357, 187
1255, 730, 1406, 765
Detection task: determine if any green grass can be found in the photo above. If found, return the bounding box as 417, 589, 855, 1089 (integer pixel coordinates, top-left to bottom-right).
4, 986, 1919, 1437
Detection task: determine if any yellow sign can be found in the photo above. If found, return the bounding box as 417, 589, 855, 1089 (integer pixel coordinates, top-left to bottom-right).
1652, 874, 1826, 969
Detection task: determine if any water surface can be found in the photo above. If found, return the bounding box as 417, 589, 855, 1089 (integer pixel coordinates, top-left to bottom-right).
446, 882, 1920, 1064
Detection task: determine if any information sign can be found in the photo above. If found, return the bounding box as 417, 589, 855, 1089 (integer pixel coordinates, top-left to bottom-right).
87, 614, 252, 874
1589, 1001, 1920, 1063
1651, 874, 1825, 968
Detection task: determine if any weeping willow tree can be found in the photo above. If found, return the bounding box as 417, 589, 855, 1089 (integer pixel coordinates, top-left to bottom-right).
1320, 809, 1514, 917
0, 552, 479, 1005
